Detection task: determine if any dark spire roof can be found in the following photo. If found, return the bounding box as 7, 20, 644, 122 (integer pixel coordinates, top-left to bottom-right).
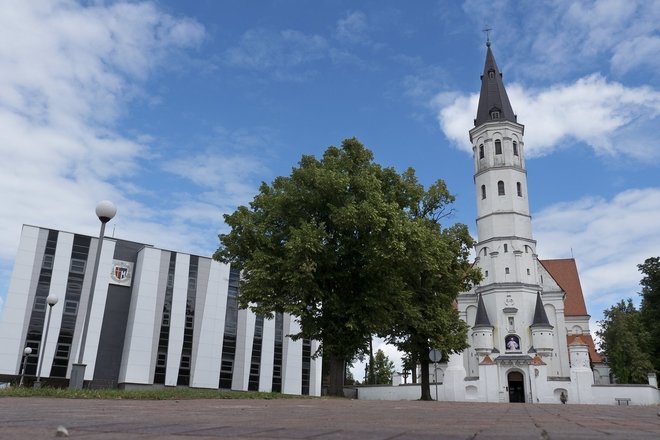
474, 44, 517, 127
474, 293, 493, 327
531, 292, 553, 328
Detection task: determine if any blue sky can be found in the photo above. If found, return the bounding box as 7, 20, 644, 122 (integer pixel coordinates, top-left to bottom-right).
1, 0, 659, 374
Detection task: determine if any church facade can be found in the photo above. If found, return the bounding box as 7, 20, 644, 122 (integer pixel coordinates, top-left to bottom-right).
359, 44, 658, 405
453, 41, 607, 404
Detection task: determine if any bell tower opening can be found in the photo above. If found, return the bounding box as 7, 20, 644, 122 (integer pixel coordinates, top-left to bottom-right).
507, 371, 525, 402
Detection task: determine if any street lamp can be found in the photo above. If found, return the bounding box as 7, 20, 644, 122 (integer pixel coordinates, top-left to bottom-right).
70, 200, 116, 389
19, 347, 32, 387
34, 294, 58, 388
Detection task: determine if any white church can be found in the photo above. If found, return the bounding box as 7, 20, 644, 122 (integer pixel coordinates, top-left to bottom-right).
358, 43, 659, 405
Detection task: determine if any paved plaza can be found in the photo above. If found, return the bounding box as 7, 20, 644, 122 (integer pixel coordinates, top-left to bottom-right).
0, 397, 659, 439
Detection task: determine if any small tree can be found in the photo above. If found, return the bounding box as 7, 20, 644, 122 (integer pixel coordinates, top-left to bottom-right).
367, 349, 395, 384
597, 299, 654, 384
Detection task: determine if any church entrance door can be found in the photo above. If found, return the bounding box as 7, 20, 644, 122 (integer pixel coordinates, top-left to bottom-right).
507, 371, 525, 403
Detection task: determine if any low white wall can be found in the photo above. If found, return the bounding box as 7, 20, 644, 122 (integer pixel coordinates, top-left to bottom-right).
357, 384, 424, 401
591, 384, 660, 406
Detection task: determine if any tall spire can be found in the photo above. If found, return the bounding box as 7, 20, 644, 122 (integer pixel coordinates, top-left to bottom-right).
474, 43, 517, 127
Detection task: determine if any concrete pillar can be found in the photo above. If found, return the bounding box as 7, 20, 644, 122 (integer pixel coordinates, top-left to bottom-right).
568, 337, 593, 404
478, 355, 499, 402
444, 352, 466, 401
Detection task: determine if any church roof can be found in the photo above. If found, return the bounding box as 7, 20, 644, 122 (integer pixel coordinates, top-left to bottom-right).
474, 293, 493, 327
474, 44, 517, 127
531, 291, 552, 327
539, 258, 604, 364
539, 258, 588, 316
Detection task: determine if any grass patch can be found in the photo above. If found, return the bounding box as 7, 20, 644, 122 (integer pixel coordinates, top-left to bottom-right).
0, 386, 300, 400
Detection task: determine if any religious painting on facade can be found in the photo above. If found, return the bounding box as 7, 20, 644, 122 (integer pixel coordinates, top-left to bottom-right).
505, 334, 520, 351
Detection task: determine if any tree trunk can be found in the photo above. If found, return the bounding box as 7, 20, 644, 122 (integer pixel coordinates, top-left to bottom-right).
419, 357, 432, 400
326, 354, 345, 397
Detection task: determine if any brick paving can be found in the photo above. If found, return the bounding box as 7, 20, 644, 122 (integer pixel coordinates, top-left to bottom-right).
0, 397, 659, 439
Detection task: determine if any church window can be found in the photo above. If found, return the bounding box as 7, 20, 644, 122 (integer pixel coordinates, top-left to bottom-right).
505, 267, 510, 274
479, 144, 484, 159
513, 141, 519, 156
527, 268, 531, 275
482, 247, 488, 256
481, 185, 486, 199
498, 181, 505, 195
517, 182, 522, 197
485, 270, 489, 277
491, 111, 500, 119
488, 70, 495, 79
495, 140, 502, 154
504, 244, 508, 252
524, 245, 530, 253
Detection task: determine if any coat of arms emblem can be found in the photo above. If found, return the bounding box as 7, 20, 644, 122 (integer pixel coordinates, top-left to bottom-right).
110, 260, 133, 285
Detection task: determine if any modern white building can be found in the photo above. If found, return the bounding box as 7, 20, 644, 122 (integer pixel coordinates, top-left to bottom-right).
0, 225, 321, 395
359, 43, 659, 405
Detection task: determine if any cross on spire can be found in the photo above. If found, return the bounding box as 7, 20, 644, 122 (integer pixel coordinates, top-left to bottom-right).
482, 26, 492, 47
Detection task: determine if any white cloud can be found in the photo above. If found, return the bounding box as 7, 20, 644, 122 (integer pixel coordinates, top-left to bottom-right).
335, 11, 369, 44
163, 153, 267, 206
611, 35, 660, 75
435, 75, 660, 159
0, 1, 205, 271
534, 188, 660, 315
224, 28, 328, 79
462, 0, 660, 79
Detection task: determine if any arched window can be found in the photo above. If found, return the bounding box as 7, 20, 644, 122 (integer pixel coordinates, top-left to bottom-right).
505, 267, 510, 274
488, 70, 495, 79
479, 144, 484, 159
481, 184, 486, 199
498, 181, 505, 195
517, 182, 522, 197
513, 141, 519, 156
495, 140, 502, 154
504, 244, 508, 253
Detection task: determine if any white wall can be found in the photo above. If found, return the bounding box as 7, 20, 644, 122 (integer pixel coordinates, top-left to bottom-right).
119, 247, 162, 384
591, 385, 660, 406
0, 226, 40, 375
358, 385, 423, 401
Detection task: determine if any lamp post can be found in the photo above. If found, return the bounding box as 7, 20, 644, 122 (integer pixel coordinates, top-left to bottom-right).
70, 200, 116, 390
429, 349, 442, 401
34, 294, 58, 388
19, 347, 32, 387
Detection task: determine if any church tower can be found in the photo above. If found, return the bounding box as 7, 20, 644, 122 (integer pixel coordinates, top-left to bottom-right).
458, 42, 571, 401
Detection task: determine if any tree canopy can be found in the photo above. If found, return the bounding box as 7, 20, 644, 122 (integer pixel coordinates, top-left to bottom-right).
638, 257, 660, 372
367, 349, 396, 385
215, 138, 479, 396
597, 299, 654, 384
383, 170, 481, 399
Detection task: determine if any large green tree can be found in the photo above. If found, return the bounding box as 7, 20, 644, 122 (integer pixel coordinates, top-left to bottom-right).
384, 170, 481, 400
215, 139, 412, 396
597, 299, 654, 384
638, 257, 660, 372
